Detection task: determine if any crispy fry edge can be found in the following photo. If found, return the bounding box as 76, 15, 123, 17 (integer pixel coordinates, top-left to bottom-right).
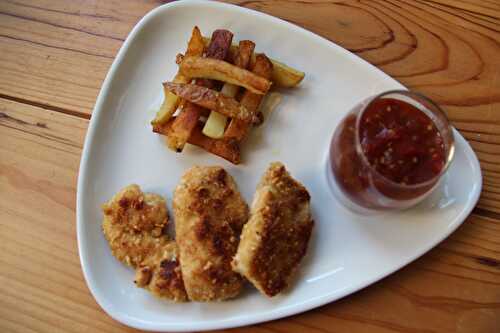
224, 54, 273, 142
163, 82, 256, 123
165, 29, 233, 152
179, 56, 271, 95
203, 40, 256, 139
155, 118, 241, 164
151, 26, 204, 127
202, 37, 304, 87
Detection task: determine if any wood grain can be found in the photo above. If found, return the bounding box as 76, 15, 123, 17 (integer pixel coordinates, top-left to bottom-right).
0, 1, 499, 332
0, 98, 498, 332
0, 99, 143, 333
0, 0, 160, 117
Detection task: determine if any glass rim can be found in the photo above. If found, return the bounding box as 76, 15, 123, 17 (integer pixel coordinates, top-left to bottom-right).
354, 89, 456, 190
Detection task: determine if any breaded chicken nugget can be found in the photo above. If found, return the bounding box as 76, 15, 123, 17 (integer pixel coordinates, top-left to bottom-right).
102, 184, 188, 301
102, 184, 169, 267
173, 166, 249, 301
232, 162, 313, 297
134, 242, 187, 302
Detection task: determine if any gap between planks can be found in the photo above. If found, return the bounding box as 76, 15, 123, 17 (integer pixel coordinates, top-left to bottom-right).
0, 92, 91, 120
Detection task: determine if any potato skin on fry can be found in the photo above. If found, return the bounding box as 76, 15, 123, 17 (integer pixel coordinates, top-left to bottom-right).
225, 54, 273, 141
179, 56, 271, 95
153, 118, 241, 164
174, 166, 249, 301
232, 163, 313, 297
233, 40, 255, 68
185, 125, 241, 164
163, 82, 257, 123
151, 26, 205, 127
203, 36, 305, 87
166, 102, 204, 152
205, 29, 234, 61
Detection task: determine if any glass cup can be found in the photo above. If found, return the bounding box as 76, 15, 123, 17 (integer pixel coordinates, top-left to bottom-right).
326, 90, 455, 212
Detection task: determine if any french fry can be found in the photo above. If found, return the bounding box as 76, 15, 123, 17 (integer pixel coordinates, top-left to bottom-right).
166, 29, 233, 151
156, 118, 241, 164
269, 58, 305, 87
203, 110, 228, 139
163, 82, 257, 123
233, 40, 255, 69
165, 102, 204, 152
188, 125, 241, 164
178, 56, 271, 95
151, 26, 204, 127
203, 40, 255, 139
224, 54, 273, 141
203, 37, 304, 87
156, 28, 304, 163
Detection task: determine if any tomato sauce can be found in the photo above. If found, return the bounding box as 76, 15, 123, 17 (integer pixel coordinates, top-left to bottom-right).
359, 98, 445, 185
330, 97, 448, 209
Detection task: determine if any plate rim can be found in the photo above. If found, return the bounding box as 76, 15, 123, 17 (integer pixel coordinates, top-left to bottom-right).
76, 0, 483, 331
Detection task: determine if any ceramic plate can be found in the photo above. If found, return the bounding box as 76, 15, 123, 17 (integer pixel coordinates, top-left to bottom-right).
77, 1, 482, 331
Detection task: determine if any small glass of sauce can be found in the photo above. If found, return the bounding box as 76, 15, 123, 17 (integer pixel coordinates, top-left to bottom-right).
327, 90, 455, 212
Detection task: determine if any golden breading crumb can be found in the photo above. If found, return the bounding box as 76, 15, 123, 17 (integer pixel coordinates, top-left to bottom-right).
102, 184, 188, 302
102, 184, 169, 267
232, 162, 313, 297
174, 166, 249, 301
135, 242, 188, 302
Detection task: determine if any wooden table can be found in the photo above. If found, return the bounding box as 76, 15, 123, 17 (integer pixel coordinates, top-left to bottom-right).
1, 1, 499, 332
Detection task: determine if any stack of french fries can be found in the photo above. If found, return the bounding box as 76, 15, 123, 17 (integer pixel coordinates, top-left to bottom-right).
151, 26, 304, 164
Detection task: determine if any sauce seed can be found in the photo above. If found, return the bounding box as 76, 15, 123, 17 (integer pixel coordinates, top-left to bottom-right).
359, 98, 445, 184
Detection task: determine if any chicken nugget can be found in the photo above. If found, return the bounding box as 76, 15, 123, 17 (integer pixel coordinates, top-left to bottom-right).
134, 242, 188, 302
174, 166, 249, 301
102, 184, 188, 301
232, 162, 313, 297
102, 184, 169, 267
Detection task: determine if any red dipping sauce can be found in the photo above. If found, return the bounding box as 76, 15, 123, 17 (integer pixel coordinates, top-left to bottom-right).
329, 91, 454, 211
359, 98, 445, 185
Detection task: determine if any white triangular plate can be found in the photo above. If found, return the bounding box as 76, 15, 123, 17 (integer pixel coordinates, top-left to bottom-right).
77, 1, 482, 331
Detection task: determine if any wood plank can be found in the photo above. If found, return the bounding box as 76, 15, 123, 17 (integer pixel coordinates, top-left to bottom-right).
0, 0, 497, 117
0, 98, 140, 333
0, 97, 499, 332
0, 0, 159, 116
